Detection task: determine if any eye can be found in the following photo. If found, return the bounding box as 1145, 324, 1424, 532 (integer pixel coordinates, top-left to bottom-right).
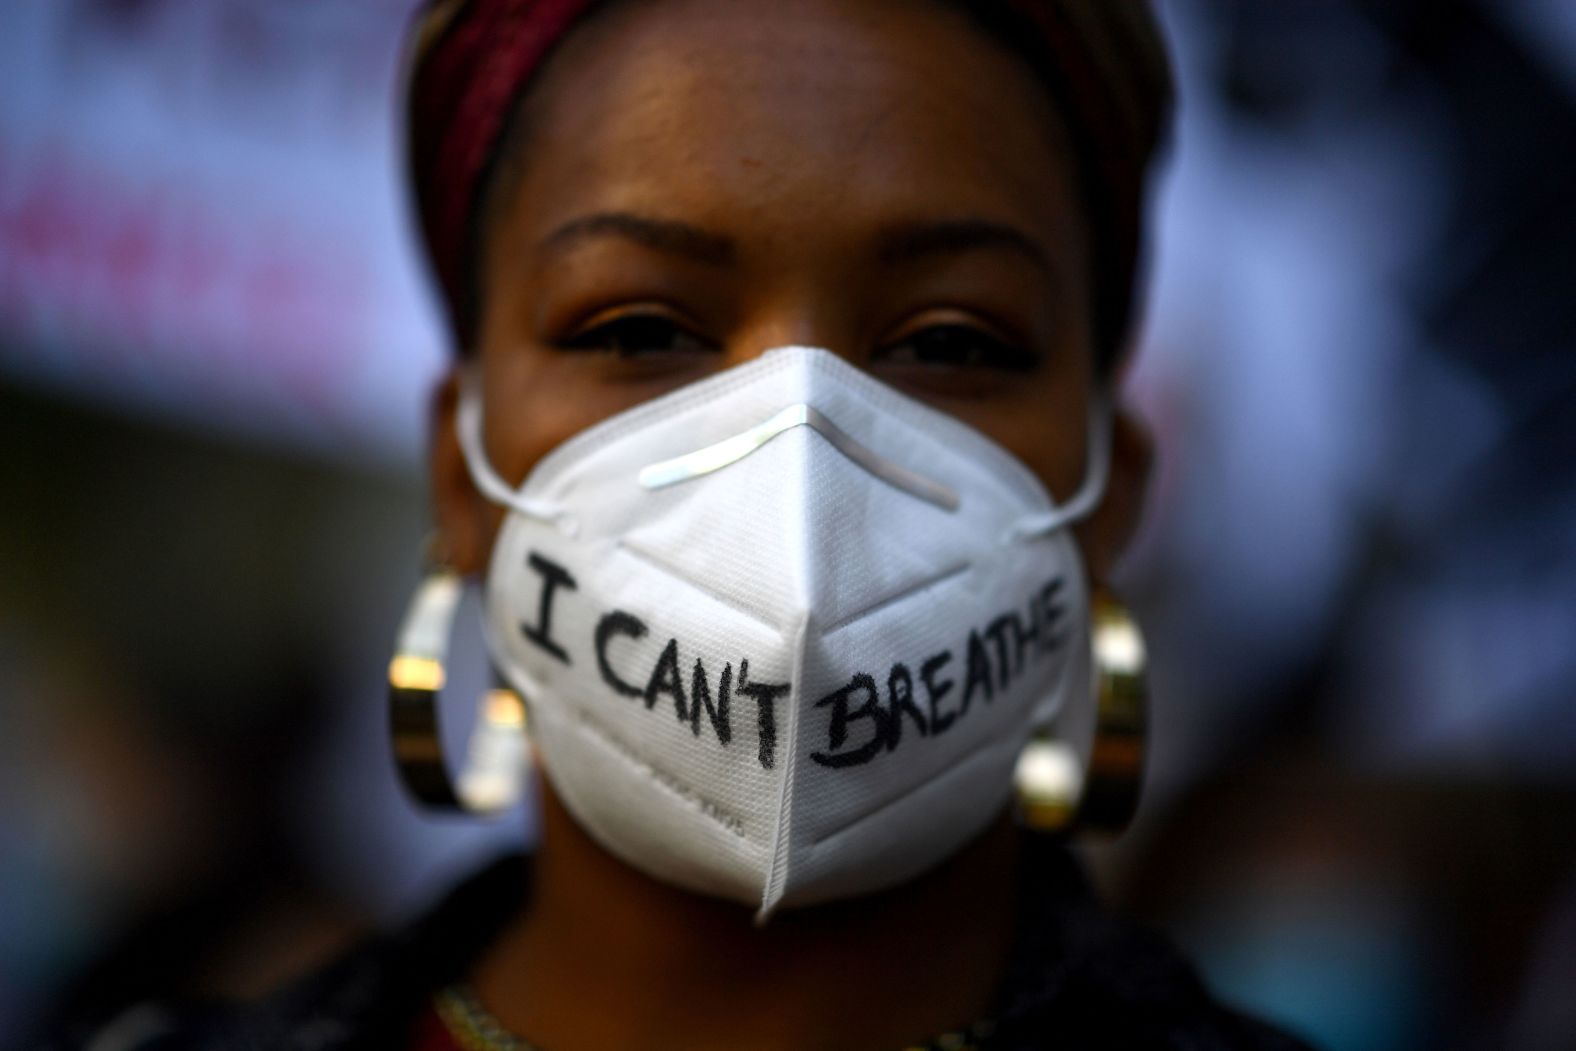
559, 312, 716, 358
875, 322, 1038, 373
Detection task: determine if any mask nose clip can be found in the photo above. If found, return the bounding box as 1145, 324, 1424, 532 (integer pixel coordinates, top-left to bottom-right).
637, 402, 960, 511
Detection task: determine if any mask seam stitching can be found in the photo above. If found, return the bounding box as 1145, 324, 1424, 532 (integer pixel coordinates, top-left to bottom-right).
759, 610, 808, 915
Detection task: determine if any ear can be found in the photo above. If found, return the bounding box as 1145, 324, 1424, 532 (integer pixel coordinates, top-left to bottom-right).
1075, 400, 1154, 583
429, 368, 492, 577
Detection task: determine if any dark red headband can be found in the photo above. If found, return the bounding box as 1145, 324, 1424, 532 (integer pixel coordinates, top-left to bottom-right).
405, 0, 1171, 365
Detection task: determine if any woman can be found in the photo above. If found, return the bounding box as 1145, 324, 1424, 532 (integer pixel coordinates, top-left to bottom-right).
57, 0, 1310, 1048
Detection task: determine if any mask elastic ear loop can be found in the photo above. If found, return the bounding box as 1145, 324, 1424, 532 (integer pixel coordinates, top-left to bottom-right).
455, 374, 569, 527
1008, 396, 1113, 540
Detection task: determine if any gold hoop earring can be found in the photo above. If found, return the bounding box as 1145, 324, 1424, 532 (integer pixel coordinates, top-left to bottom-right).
388, 546, 529, 814
1016, 589, 1148, 835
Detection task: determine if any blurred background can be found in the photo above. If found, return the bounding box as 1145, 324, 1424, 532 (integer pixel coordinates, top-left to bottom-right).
1, 1, 1573, 1048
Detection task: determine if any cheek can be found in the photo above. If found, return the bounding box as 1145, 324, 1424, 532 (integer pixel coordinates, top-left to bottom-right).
471, 337, 724, 567
480, 356, 619, 490
993, 411, 1089, 506
916, 369, 1093, 508
469, 376, 587, 573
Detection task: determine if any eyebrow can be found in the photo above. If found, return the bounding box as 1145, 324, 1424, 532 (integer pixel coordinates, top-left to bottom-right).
538, 212, 736, 266
536, 211, 1053, 274
875, 218, 1053, 273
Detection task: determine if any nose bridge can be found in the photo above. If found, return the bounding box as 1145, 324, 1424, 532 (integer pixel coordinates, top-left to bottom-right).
720, 277, 867, 369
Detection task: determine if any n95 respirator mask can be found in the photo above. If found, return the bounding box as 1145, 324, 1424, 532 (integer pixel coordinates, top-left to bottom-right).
458, 345, 1105, 918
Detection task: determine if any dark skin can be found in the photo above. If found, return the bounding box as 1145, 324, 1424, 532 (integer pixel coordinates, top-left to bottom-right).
427, 1, 1153, 1048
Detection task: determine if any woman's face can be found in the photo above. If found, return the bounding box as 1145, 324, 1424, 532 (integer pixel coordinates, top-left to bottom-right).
433, 0, 1149, 577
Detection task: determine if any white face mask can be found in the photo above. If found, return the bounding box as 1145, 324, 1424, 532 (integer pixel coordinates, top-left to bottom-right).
459, 346, 1106, 918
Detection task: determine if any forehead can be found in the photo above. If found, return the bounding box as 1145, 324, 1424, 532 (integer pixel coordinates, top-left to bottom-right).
493, 0, 1084, 264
